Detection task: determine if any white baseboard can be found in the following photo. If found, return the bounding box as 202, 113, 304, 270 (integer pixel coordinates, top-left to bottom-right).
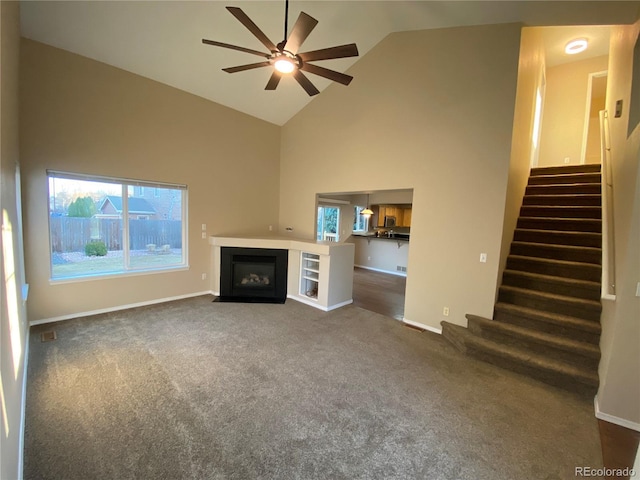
18, 328, 30, 480
594, 395, 640, 432
354, 265, 407, 277
286, 294, 352, 312
325, 299, 354, 311
29, 291, 215, 326
403, 317, 442, 335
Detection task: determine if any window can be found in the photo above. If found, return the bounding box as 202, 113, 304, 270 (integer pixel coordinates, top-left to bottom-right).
317, 205, 340, 242
353, 206, 369, 232
48, 171, 187, 280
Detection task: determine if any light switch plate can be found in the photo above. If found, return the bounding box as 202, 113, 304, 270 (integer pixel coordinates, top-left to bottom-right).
636, 282, 640, 297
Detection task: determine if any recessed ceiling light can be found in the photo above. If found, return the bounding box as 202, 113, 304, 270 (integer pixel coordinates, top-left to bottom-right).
565, 38, 588, 55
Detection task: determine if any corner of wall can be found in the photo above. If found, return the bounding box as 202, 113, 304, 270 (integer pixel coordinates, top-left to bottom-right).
497, 27, 546, 292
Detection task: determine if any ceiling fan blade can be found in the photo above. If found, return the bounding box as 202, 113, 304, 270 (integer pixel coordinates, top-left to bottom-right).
293, 70, 320, 96
265, 71, 282, 90
202, 39, 270, 58
283, 12, 318, 54
300, 63, 353, 86
226, 6, 277, 52
223, 61, 272, 74
298, 43, 359, 62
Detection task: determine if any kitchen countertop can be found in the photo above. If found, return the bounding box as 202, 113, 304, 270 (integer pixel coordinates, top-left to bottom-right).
352, 233, 409, 242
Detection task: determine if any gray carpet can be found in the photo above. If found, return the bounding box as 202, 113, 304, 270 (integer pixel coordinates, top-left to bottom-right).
25, 296, 602, 479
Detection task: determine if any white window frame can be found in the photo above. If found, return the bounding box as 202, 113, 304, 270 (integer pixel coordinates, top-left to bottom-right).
353, 206, 369, 232
47, 170, 188, 282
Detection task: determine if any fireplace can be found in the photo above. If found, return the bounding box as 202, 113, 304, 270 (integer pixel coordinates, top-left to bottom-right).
219, 247, 288, 303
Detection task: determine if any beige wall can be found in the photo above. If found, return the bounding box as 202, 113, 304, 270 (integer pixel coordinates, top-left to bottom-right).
20, 40, 281, 321
538, 55, 609, 167
498, 27, 546, 286
597, 18, 640, 428
1, 2, 28, 479
280, 23, 522, 331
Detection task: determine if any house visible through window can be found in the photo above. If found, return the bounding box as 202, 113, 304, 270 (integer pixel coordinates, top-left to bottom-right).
48, 171, 187, 280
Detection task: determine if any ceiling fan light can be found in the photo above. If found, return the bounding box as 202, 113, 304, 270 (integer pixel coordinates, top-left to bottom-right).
565, 38, 588, 55
274, 58, 295, 73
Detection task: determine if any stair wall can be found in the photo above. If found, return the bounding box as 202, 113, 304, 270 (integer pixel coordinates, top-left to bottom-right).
442, 164, 603, 396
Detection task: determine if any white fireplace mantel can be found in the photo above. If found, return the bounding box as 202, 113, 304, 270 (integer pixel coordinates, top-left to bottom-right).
210, 235, 355, 311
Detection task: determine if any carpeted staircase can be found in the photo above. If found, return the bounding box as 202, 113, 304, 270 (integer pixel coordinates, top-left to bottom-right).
442, 164, 603, 397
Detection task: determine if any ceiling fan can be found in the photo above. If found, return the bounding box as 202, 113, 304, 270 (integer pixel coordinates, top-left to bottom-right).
202, 0, 359, 96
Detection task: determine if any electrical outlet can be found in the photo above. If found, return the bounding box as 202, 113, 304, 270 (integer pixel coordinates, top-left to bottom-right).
480, 253, 487, 263
201, 273, 207, 280
443, 307, 450, 316
201, 232, 207, 239
564, 157, 570, 164
269, 225, 273, 231
201, 223, 206, 231
367, 256, 371, 261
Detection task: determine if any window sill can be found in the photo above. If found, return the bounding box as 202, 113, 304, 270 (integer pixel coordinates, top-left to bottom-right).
49, 264, 190, 285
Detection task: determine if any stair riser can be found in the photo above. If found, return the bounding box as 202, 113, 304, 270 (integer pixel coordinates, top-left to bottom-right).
498, 289, 601, 322
528, 174, 601, 185
531, 165, 601, 176
513, 229, 602, 248
525, 184, 601, 196
520, 206, 602, 219
510, 243, 601, 265
467, 321, 600, 369
465, 344, 598, 397
517, 218, 602, 233
522, 195, 601, 207
501, 272, 600, 301
493, 309, 601, 345
506, 257, 601, 282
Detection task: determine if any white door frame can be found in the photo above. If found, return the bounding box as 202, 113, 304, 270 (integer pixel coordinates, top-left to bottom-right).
580, 70, 608, 164
530, 67, 546, 168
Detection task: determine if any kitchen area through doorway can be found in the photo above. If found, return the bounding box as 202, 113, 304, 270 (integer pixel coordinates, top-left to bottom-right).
316, 189, 412, 321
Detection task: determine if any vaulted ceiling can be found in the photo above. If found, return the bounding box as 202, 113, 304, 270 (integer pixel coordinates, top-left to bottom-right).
20, 1, 640, 125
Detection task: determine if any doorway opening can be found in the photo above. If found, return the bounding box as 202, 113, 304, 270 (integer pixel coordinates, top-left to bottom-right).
581, 70, 608, 164
316, 189, 412, 321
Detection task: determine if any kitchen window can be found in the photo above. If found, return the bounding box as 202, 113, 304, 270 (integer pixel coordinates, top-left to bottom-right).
317, 205, 340, 242
353, 206, 369, 232
48, 171, 187, 281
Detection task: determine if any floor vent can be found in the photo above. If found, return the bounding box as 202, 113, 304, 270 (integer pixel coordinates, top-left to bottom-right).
40, 331, 57, 342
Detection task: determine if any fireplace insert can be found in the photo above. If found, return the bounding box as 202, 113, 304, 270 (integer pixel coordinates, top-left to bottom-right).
219, 247, 288, 303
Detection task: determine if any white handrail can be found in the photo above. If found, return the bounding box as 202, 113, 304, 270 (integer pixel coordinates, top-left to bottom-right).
600, 109, 616, 298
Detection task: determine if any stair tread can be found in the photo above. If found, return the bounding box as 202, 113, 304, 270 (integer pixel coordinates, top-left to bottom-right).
519, 216, 601, 222
503, 269, 600, 288
509, 254, 601, 269
466, 314, 600, 357
494, 302, 601, 334
524, 194, 601, 198
522, 205, 601, 210
514, 228, 602, 237
442, 322, 599, 385
512, 241, 601, 253
499, 285, 601, 308
531, 165, 601, 175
